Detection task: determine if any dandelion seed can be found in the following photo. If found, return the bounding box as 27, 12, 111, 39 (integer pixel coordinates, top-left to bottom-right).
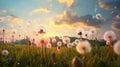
76, 40, 91, 55
72, 56, 82, 67
2, 50, 9, 56
113, 40, 120, 56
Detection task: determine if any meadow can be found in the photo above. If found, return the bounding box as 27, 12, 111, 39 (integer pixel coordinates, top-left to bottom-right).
0, 43, 120, 67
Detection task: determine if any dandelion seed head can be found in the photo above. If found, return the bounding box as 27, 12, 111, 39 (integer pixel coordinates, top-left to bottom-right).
2, 50, 9, 56
76, 28, 84, 35
57, 41, 62, 47
46, 43, 52, 48
76, 40, 91, 54
51, 38, 56, 43
82, 31, 90, 39
114, 40, 120, 56
103, 31, 116, 42
89, 28, 96, 35
67, 43, 72, 48
62, 37, 70, 44
74, 39, 80, 45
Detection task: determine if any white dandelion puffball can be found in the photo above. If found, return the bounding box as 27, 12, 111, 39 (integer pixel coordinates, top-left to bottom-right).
57, 41, 62, 47
62, 37, 70, 44
103, 31, 116, 42
46, 43, 52, 48
89, 28, 96, 35
114, 40, 120, 56
35, 36, 50, 47
51, 38, 56, 43
76, 40, 91, 54
74, 39, 80, 45
76, 28, 84, 35
95, 13, 102, 20
2, 50, 9, 56
82, 31, 90, 39
67, 43, 72, 48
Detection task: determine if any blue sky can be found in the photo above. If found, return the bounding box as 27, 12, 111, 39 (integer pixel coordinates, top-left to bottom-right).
0, 0, 120, 40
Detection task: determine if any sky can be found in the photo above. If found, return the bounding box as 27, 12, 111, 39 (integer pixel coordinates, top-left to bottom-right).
0, 0, 120, 40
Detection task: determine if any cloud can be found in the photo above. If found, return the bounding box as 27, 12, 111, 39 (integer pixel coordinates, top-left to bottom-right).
1, 10, 7, 13
112, 20, 120, 31
98, 0, 120, 10
52, 11, 105, 29
6, 15, 23, 23
32, 8, 51, 14
58, 0, 74, 7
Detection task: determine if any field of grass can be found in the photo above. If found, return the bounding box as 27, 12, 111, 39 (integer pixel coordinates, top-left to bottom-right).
0, 44, 120, 67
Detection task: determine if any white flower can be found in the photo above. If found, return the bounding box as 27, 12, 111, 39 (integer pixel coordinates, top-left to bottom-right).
2, 50, 9, 56
71, 42, 76, 47
89, 28, 96, 35
82, 31, 90, 39
74, 39, 80, 45
95, 14, 102, 20
62, 37, 70, 44
113, 40, 120, 56
76, 40, 91, 54
46, 43, 52, 48
57, 41, 62, 47
37, 25, 46, 34
51, 38, 56, 44
67, 43, 72, 48
72, 56, 82, 67
35, 36, 50, 47
103, 31, 116, 42
76, 28, 84, 35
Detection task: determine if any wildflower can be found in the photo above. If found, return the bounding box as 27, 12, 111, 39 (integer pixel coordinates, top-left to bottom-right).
103, 31, 116, 43
57, 41, 62, 47
67, 43, 72, 48
51, 37, 56, 44
74, 39, 80, 45
103, 31, 116, 57
113, 40, 120, 56
76, 28, 84, 39
62, 37, 70, 48
72, 56, 82, 67
76, 40, 91, 55
82, 31, 90, 39
95, 13, 102, 20
2, 50, 9, 56
0, 17, 5, 22
62, 37, 70, 44
46, 43, 52, 48
89, 28, 96, 35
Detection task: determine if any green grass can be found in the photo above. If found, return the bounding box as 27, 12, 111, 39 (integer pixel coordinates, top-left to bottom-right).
0, 44, 120, 67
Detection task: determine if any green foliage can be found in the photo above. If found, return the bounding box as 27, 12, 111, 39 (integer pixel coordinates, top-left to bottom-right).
0, 44, 120, 67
